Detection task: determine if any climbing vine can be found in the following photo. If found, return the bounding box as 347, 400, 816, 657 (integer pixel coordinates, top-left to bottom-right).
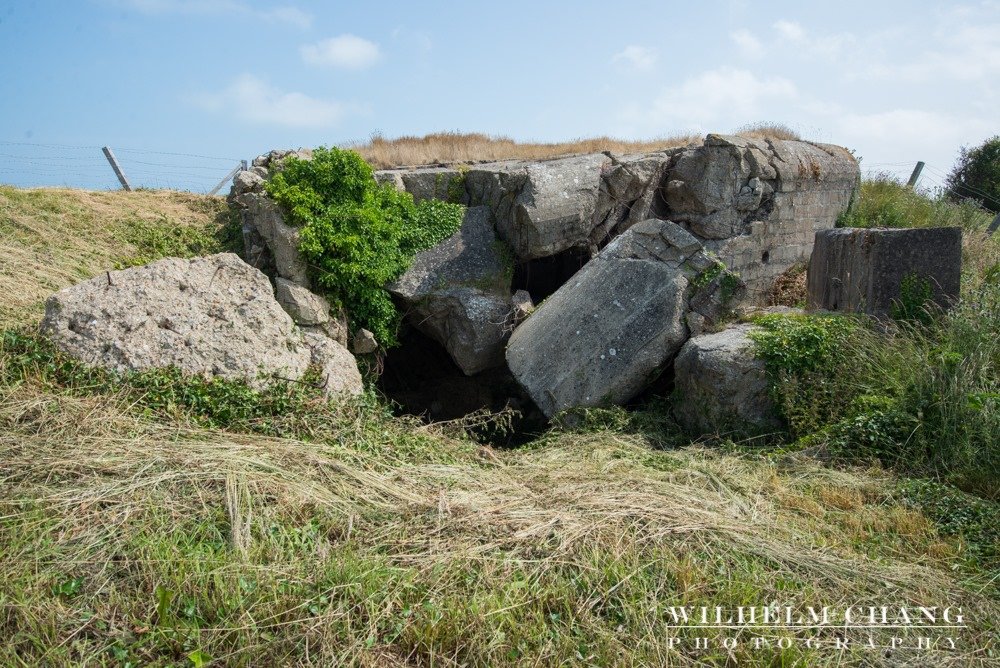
265, 147, 464, 346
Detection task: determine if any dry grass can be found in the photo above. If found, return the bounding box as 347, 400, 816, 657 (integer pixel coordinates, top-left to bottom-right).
2, 185, 997, 665
767, 263, 808, 307
734, 122, 802, 142
349, 125, 802, 170
0, 187, 232, 328
1, 382, 996, 666
350, 131, 698, 169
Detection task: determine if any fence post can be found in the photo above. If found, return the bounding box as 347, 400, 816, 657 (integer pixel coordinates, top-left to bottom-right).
209, 162, 246, 196
102, 146, 132, 191
906, 161, 925, 187
987, 212, 1000, 237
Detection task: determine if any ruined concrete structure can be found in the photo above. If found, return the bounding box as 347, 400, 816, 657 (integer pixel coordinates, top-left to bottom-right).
807, 227, 962, 317
229, 135, 859, 424
375, 134, 859, 300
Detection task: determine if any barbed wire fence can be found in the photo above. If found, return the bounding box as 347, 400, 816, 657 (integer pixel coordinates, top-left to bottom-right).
2, 142, 999, 230
865, 160, 1000, 234
0, 140, 246, 194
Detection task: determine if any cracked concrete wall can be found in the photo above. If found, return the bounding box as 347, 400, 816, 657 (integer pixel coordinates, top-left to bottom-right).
666, 135, 859, 300
374, 133, 859, 302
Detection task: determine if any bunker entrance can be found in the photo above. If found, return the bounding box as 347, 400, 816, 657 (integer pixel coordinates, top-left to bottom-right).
376, 324, 545, 445
512, 247, 590, 304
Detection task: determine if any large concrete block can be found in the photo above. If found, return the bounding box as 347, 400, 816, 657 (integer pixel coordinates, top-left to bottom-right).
40, 253, 362, 398
672, 324, 779, 437
665, 135, 859, 300
389, 206, 514, 375
505, 219, 740, 418
463, 154, 612, 261
806, 227, 962, 316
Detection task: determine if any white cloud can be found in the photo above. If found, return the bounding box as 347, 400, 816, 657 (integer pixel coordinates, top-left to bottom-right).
619, 67, 798, 134
773, 19, 806, 42
192, 74, 344, 127
865, 17, 1000, 83
770, 19, 856, 60
300, 34, 382, 70
111, 0, 312, 28
833, 109, 993, 175
731, 29, 764, 58
612, 45, 658, 71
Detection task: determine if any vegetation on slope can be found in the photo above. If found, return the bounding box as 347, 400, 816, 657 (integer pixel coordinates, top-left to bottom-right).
837, 175, 999, 291
0, 186, 240, 328
752, 176, 1000, 500
2, 372, 998, 666
0, 182, 998, 666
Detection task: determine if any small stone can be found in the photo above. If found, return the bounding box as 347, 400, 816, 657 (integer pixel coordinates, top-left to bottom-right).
511, 289, 534, 324
351, 328, 378, 354
274, 278, 331, 326
302, 330, 364, 398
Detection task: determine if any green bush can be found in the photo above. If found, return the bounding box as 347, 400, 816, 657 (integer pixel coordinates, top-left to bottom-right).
898, 478, 999, 570
946, 135, 1000, 213
748, 314, 861, 437
751, 283, 1000, 499
265, 147, 464, 346
837, 173, 991, 230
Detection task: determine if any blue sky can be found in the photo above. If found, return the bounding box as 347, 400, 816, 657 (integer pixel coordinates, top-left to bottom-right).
1, 0, 997, 192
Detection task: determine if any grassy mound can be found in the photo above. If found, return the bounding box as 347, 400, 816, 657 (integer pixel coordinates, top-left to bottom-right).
0, 185, 998, 666
0, 186, 240, 329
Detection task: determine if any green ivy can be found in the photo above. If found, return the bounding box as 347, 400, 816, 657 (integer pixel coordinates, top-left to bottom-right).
265, 147, 464, 346
748, 314, 861, 437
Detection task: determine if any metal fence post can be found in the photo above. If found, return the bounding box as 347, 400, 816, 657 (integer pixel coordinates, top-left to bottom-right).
102, 146, 132, 191
209, 162, 246, 196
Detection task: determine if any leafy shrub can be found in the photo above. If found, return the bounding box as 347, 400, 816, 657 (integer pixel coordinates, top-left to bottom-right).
751, 281, 1000, 499
898, 478, 999, 571
265, 147, 464, 346
823, 394, 917, 462
946, 135, 1000, 213
748, 314, 861, 436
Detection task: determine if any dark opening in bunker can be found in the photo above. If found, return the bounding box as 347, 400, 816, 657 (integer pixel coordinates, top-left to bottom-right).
376, 324, 546, 445
512, 247, 590, 303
